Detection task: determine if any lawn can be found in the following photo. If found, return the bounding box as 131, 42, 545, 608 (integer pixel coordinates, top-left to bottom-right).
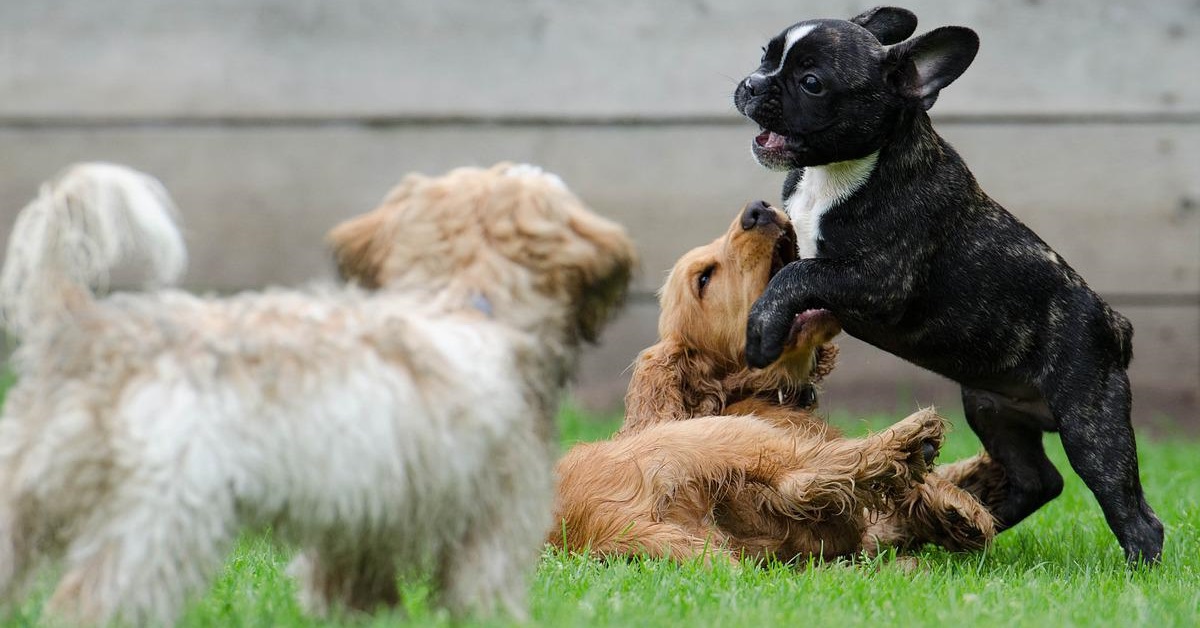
1, 382, 1197, 627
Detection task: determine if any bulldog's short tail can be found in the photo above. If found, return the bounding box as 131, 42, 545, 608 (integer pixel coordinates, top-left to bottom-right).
0, 163, 186, 337
1108, 307, 1134, 369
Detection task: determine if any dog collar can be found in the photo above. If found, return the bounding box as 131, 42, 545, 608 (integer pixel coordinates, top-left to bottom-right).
469, 292, 494, 318
773, 384, 818, 410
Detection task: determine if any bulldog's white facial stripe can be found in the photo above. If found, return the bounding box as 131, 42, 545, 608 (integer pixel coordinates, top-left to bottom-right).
764, 24, 816, 78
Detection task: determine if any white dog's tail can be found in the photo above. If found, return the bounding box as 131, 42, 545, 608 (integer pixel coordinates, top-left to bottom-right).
0, 163, 186, 337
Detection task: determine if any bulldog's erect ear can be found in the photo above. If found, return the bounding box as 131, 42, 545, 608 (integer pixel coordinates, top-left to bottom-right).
850, 6, 918, 45
885, 26, 979, 110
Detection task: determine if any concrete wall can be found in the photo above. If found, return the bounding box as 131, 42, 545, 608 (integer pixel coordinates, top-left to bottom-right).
1, 0, 1197, 424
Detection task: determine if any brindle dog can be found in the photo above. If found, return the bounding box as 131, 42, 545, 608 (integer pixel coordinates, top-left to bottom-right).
734, 6, 1162, 564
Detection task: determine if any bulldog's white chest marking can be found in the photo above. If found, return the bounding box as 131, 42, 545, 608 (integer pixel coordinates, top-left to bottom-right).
785, 151, 879, 258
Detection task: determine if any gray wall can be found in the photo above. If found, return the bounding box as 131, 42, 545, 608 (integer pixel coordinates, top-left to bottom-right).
1, 0, 1197, 425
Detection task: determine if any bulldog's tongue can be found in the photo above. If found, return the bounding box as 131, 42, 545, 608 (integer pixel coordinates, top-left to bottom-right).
755, 130, 787, 150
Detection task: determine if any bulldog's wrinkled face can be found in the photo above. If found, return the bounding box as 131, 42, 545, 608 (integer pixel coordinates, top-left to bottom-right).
733, 19, 900, 170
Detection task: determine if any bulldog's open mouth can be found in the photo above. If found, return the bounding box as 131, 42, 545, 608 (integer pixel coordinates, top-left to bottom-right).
755, 129, 790, 151
752, 128, 798, 170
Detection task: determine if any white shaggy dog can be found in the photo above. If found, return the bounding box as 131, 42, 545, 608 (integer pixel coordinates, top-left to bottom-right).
0, 162, 635, 625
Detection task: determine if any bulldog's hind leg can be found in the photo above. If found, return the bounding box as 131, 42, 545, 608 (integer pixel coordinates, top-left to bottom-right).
1045, 367, 1163, 564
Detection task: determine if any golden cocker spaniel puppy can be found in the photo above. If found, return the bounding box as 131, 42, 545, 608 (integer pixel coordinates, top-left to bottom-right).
550, 201, 1005, 564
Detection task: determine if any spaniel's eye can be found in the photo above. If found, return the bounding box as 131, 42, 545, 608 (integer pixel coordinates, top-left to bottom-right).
760, 45, 768, 62
800, 74, 824, 95
697, 265, 715, 297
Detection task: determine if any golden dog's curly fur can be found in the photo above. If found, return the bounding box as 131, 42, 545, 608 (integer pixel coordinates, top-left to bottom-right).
0, 162, 634, 625
554, 408, 948, 563
550, 203, 1007, 564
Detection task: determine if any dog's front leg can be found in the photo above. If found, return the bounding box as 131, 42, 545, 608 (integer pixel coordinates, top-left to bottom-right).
745, 257, 915, 368
960, 386, 1063, 534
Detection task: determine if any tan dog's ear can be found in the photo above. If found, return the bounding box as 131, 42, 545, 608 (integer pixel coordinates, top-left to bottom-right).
513, 191, 636, 343
562, 209, 636, 344
575, 251, 634, 343
618, 341, 724, 436
327, 209, 391, 289
327, 173, 429, 289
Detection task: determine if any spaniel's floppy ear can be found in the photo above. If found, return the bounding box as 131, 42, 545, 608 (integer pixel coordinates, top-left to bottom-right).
618, 340, 724, 436
326, 209, 391, 289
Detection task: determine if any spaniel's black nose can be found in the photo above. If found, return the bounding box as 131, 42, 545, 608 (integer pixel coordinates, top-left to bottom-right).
741, 200, 775, 231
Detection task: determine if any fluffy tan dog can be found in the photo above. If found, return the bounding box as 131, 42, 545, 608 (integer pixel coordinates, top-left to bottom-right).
550, 202, 1004, 563
0, 162, 634, 625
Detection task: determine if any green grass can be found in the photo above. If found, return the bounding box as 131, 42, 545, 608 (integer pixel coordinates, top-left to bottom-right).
2, 380, 1198, 626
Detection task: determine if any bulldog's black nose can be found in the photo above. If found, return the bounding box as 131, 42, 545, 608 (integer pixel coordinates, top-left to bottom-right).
741, 200, 775, 231
742, 75, 769, 96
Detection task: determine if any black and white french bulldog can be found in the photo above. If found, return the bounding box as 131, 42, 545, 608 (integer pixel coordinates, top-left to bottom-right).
733, 6, 1163, 564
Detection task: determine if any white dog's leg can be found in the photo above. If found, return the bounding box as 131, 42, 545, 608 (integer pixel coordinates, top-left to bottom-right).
43, 485, 235, 626
0, 501, 35, 608
436, 527, 533, 621
287, 547, 399, 617
0, 507, 52, 612
0, 432, 60, 608
435, 442, 551, 621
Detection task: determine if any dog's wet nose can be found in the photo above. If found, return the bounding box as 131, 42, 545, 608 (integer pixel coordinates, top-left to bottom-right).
741, 200, 775, 231
743, 74, 768, 96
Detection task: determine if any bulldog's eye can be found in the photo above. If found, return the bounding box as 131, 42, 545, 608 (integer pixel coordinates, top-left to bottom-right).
697, 265, 716, 297
800, 74, 824, 95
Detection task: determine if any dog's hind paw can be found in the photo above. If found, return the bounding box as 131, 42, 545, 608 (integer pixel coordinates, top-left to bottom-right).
951, 499, 996, 550
887, 408, 947, 480
929, 490, 996, 551
894, 476, 998, 552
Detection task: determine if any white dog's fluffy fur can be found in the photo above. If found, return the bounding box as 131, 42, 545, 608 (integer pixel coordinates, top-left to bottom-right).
0, 162, 634, 625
